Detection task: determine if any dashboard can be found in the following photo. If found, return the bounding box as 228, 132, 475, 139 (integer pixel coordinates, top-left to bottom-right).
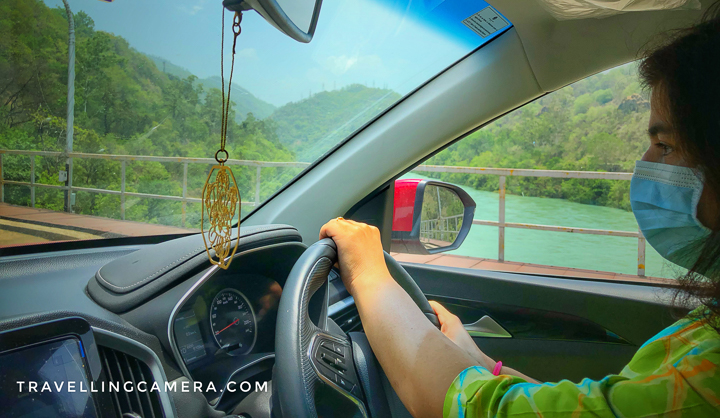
0, 225, 314, 417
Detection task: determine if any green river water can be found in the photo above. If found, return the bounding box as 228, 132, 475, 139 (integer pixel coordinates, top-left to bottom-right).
406, 172, 683, 279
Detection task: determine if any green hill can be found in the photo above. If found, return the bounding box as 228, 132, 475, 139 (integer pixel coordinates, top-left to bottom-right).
147, 54, 194, 79
144, 58, 400, 161
270, 84, 402, 161
196, 76, 276, 121
147, 56, 276, 121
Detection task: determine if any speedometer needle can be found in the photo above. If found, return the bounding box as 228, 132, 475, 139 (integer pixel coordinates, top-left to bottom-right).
215, 319, 239, 335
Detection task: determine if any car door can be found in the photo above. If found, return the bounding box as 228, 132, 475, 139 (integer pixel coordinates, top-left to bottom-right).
399, 263, 677, 382
348, 62, 683, 383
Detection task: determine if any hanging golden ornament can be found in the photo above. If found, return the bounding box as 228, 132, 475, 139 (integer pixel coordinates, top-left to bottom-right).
201, 10, 243, 269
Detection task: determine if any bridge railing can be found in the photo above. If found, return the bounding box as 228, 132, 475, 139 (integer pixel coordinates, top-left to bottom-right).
420, 214, 463, 244
0, 150, 310, 227
0, 150, 645, 276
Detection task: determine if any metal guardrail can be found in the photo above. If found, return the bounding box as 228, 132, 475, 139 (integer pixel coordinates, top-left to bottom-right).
0, 150, 310, 227
0, 150, 645, 276
420, 214, 463, 244
412, 165, 646, 277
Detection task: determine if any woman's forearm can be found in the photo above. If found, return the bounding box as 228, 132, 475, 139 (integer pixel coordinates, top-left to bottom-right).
317, 219, 533, 415
350, 273, 476, 418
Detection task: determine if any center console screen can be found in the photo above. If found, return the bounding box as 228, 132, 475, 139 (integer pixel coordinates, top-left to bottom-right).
0, 337, 98, 418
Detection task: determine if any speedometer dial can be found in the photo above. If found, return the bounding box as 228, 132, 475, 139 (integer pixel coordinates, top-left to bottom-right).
210, 289, 257, 354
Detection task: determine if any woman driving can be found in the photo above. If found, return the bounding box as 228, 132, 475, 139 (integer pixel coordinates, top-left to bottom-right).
320, 7, 720, 418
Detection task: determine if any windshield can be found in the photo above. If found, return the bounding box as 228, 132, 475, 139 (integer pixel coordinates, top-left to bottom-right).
0, 0, 510, 248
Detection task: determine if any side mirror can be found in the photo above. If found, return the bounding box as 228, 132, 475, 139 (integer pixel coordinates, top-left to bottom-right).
224, 0, 322, 43
391, 179, 476, 255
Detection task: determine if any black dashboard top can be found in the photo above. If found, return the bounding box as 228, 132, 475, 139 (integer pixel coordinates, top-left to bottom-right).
88, 224, 302, 313
0, 225, 315, 417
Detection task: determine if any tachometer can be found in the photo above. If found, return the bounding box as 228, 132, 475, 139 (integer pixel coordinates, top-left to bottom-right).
210, 289, 257, 354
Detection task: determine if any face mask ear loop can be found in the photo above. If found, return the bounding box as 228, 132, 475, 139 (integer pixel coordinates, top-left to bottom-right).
691, 169, 707, 229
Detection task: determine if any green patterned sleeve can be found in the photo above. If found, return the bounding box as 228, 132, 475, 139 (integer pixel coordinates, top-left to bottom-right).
443, 366, 529, 417
444, 359, 720, 418
443, 366, 629, 417
444, 316, 720, 417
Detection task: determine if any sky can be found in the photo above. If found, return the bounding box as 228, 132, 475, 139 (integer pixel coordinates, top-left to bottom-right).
44, 0, 510, 107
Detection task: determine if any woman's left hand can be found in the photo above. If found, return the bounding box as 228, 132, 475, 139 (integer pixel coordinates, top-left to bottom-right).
430, 301, 494, 369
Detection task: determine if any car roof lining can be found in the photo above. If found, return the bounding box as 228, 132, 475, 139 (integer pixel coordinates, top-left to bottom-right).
491, 0, 712, 92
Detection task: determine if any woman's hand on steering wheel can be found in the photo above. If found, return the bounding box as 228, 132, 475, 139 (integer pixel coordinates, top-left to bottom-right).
319, 218, 392, 296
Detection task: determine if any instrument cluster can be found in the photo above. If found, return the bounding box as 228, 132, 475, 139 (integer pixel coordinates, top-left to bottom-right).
171, 271, 282, 387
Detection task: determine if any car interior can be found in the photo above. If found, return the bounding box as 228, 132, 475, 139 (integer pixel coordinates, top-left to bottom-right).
0, 1, 715, 417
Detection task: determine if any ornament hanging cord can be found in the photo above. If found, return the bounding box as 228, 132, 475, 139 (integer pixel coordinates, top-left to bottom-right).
217, 10, 242, 164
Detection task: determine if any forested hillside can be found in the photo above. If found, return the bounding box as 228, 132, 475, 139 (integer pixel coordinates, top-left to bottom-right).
0, 0, 293, 227
425, 63, 649, 210
270, 84, 401, 161
148, 55, 277, 121
195, 76, 276, 121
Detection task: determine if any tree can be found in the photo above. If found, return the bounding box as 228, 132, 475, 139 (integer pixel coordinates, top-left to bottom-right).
574, 93, 593, 114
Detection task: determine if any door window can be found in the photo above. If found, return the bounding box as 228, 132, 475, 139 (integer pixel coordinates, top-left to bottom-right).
394, 62, 678, 282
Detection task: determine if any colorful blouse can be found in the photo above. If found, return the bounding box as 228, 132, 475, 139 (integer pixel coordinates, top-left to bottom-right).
444, 311, 720, 417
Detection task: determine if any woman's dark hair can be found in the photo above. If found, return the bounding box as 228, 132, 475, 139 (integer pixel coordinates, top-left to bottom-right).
639, 3, 720, 330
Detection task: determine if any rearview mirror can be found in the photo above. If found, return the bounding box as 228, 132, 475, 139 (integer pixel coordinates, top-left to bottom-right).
391, 179, 476, 255
224, 0, 322, 43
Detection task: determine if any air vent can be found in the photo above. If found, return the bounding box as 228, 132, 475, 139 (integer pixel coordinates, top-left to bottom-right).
332, 305, 362, 333
98, 346, 164, 418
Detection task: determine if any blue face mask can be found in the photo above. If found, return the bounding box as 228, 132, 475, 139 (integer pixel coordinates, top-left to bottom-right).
630, 160, 710, 270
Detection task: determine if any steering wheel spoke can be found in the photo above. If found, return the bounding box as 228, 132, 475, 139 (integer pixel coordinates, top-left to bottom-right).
309, 332, 366, 402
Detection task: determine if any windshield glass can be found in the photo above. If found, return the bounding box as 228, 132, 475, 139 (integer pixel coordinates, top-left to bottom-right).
0, 0, 510, 248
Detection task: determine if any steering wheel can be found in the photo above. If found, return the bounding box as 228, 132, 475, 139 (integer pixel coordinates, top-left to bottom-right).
273, 238, 439, 418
